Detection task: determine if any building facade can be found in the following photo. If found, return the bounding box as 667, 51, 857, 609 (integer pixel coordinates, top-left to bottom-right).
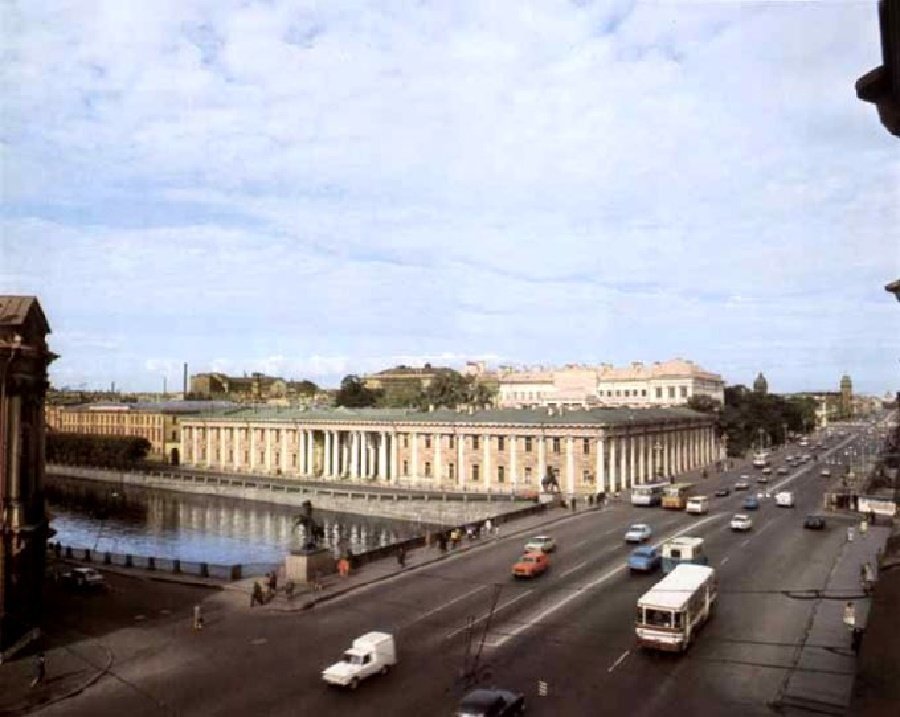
497, 358, 725, 409
1, 296, 55, 660
46, 401, 233, 464
190, 372, 320, 405
179, 406, 719, 496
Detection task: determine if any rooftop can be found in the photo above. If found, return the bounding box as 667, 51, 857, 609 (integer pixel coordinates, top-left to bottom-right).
638, 564, 715, 611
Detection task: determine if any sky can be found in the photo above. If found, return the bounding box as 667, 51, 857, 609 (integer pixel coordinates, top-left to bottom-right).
2, 0, 898, 395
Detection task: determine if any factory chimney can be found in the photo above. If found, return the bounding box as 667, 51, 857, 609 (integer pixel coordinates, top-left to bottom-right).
183, 363, 188, 396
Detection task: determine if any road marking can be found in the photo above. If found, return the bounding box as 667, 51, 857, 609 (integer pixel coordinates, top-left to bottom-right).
740, 539, 750, 547
608, 650, 630, 672
445, 589, 534, 640
603, 527, 620, 536
559, 559, 589, 579
720, 556, 730, 566
405, 585, 488, 627
573, 538, 592, 548
490, 513, 727, 649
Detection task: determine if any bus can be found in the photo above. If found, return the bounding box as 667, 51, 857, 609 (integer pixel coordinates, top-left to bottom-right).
661, 482, 695, 510
635, 564, 717, 652
661, 536, 708, 574
631, 483, 667, 507
752, 452, 770, 469
685, 495, 709, 515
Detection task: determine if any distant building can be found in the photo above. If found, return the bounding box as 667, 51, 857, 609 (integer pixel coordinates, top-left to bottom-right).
753, 372, 768, 394
361, 364, 455, 393
1, 296, 56, 661
190, 372, 317, 405
497, 358, 724, 409
840, 374, 853, 417
46, 401, 234, 464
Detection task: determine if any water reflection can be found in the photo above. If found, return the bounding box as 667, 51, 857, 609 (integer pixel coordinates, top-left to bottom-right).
47, 475, 438, 567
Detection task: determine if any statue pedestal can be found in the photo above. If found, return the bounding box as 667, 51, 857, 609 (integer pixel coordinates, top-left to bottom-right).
285, 548, 336, 584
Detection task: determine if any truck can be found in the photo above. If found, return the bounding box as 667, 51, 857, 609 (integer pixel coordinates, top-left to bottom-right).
775, 491, 795, 507
322, 632, 397, 689
685, 496, 709, 515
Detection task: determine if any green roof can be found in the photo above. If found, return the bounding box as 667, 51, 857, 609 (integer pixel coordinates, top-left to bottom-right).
190, 405, 710, 427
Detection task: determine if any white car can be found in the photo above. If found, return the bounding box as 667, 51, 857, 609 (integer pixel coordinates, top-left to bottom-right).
62, 567, 105, 589
624, 524, 652, 543
524, 535, 556, 553
731, 514, 753, 531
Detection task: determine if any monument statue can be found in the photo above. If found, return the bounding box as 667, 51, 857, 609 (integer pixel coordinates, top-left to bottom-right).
292, 500, 325, 552
541, 466, 560, 493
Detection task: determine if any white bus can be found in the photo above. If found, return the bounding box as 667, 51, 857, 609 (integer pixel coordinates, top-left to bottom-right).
635, 564, 717, 652
752, 452, 770, 469
631, 483, 666, 507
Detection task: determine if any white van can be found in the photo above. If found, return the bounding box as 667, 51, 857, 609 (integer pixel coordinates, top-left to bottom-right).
686, 496, 709, 515
322, 632, 397, 689
775, 491, 795, 508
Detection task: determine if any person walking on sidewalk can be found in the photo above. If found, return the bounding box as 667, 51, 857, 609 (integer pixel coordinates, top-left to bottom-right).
30, 653, 45, 689
251, 581, 265, 607
397, 545, 407, 569
485, 518, 493, 537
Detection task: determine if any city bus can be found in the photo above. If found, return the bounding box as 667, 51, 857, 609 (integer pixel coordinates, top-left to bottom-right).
661, 536, 708, 574
635, 564, 717, 652
631, 483, 667, 507
752, 452, 771, 469
661, 482, 695, 510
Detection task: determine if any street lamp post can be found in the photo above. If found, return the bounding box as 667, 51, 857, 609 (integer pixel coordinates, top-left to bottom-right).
654, 441, 663, 482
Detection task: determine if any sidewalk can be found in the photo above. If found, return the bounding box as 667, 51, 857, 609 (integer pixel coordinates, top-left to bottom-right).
774, 522, 891, 715
221, 500, 609, 612
0, 639, 111, 717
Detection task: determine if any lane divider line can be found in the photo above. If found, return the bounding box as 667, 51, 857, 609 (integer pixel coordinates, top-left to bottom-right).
608, 650, 630, 673
404, 585, 489, 628
444, 589, 534, 641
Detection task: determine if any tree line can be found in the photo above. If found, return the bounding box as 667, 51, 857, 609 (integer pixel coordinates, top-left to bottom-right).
335, 370, 495, 410
46, 433, 152, 469
687, 386, 819, 457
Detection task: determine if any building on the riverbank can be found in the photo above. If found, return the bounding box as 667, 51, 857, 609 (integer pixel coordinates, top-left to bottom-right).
189, 371, 325, 406
46, 401, 235, 464
179, 406, 719, 496
496, 358, 724, 409
1, 296, 56, 661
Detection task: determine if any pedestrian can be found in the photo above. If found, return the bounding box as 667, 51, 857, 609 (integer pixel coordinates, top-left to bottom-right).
494, 523, 500, 538
193, 604, 204, 630
587, 494, 594, 508
250, 581, 264, 607
268, 570, 278, 594
869, 509, 876, 527
30, 653, 45, 689
843, 601, 856, 629
847, 526, 855, 542
571, 496, 577, 512
397, 546, 406, 569
485, 518, 493, 536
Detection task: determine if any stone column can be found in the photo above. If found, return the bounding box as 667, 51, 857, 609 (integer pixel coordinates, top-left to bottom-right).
206, 427, 213, 469
662, 432, 669, 477
194, 427, 201, 468
457, 432, 465, 486
484, 434, 492, 491
596, 436, 606, 493
281, 428, 288, 474
390, 431, 398, 483
510, 435, 518, 492
637, 434, 645, 484
538, 436, 546, 489
629, 435, 636, 488
608, 436, 617, 493
411, 431, 418, 482
379, 431, 387, 479
324, 431, 332, 476
435, 433, 443, 485
566, 436, 575, 495
619, 435, 627, 490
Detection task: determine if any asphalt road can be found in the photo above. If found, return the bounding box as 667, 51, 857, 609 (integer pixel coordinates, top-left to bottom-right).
36, 424, 879, 717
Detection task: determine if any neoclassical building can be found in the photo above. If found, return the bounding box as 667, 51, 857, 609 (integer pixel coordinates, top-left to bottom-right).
180, 406, 720, 496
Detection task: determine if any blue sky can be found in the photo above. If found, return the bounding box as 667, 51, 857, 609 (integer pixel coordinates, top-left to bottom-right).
2, 1, 898, 395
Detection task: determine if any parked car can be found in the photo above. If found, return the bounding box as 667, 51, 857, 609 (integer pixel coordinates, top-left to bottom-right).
61, 567, 104, 590
742, 496, 760, 511
455, 688, 526, 717
322, 632, 397, 689
624, 524, 653, 543
512, 551, 549, 579
730, 514, 753, 531
628, 546, 662, 573
734, 480, 750, 491
714, 487, 730, 497
803, 515, 827, 530
524, 535, 556, 553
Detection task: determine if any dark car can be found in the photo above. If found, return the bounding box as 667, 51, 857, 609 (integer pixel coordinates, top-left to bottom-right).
455, 688, 525, 716
742, 496, 760, 511
714, 487, 730, 497
804, 515, 827, 530
60, 567, 105, 590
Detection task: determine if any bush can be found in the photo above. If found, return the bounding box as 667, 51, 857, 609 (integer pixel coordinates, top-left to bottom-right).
46, 433, 152, 469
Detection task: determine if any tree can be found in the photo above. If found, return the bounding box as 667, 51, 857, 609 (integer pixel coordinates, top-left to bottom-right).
335, 375, 381, 408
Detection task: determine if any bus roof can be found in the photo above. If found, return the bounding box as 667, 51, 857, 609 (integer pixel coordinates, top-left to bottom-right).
663, 482, 695, 493
638, 564, 715, 611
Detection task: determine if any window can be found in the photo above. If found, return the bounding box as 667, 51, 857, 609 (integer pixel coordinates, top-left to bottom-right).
525, 437, 533, 452
425, 461, 432, 477
583, 438, 590, 455
668, 386, 676, 398
498, 436, 505, 451
583, 470, 593, 483
291, 454, 297, 467
425, 435, 432, 449
655, 387, 663, 399
471, 464, 480, 481
680, 386, 688, 398
472, 435, 480, 450
524, 466, 532, 482
498, 466, 505, 483
403, 459, 409, 475
642, 389, 647, 397
449, 463, 455, 480
552, 437, 561, 453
